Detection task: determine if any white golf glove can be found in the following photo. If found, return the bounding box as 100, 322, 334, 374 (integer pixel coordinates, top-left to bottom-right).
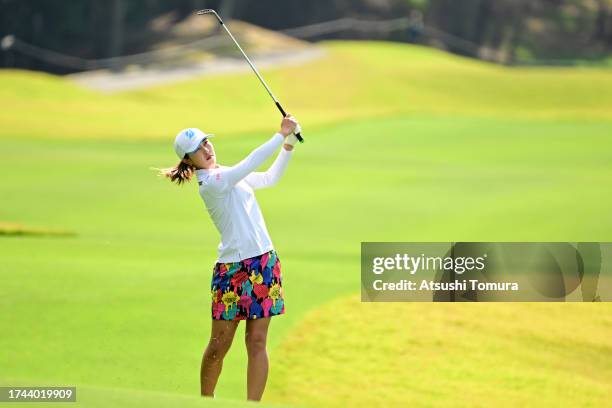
285, 124, 301, 147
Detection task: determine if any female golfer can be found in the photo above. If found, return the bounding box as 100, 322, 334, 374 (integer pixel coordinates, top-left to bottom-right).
162, 115, 299, 401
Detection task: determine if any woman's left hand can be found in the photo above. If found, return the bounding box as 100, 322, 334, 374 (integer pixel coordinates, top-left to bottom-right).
280, 115, 299, 137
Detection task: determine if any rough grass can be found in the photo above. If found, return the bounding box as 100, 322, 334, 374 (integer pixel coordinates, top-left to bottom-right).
0, 41, 610, 140
268, 296, 612, 408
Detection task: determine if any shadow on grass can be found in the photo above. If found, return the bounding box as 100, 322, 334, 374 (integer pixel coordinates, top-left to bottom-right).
0, 222, 76, 238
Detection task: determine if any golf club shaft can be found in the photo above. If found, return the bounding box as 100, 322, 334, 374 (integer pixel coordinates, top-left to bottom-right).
196, 9, 304, 143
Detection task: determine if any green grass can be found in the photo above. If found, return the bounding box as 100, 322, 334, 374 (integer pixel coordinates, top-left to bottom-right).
1, 42, 611, 140
268, 297, 612, 408
1, 41, 612, 407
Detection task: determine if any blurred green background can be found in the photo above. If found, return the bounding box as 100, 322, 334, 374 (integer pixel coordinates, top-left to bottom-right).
1, 1, 612, 407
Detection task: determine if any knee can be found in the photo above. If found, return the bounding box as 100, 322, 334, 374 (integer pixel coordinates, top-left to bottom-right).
245, 331, 267, 355
204, 336, 231, 362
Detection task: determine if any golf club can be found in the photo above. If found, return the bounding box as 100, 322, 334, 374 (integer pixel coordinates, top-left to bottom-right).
196, 9, 304, 143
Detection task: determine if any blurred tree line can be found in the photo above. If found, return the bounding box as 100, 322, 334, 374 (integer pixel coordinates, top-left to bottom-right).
424, 0, 612, 62
0, 0, 610, 73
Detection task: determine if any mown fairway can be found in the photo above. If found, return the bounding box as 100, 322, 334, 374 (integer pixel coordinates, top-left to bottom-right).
1, 42, 611, 407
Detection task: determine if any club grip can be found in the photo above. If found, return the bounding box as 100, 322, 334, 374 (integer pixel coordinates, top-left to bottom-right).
275, 102, 304, 143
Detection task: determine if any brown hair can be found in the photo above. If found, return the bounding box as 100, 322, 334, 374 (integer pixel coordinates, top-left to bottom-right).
158, 158, 196, 185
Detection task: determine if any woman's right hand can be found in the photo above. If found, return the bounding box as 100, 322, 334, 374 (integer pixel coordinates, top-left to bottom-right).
280, 115, 299, 137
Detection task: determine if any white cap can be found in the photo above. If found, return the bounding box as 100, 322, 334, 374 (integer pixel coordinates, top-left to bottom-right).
173, 128, 214, 159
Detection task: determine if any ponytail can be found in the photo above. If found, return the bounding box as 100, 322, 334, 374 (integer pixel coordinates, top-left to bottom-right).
158, 159, 196, 185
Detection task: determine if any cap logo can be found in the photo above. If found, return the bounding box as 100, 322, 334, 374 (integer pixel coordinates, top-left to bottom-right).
186, 129, 195, 139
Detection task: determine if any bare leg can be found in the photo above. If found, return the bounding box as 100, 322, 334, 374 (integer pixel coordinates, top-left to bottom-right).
201, 319, 240, 397
245, 317, 271, 401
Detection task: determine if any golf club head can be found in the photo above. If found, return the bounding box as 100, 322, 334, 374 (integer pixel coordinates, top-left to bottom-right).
195, 9, 223, 24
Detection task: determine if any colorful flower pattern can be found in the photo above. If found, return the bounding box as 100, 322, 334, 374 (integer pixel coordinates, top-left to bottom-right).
211, 250, 285, 320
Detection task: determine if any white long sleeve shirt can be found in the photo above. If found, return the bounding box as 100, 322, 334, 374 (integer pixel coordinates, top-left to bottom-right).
195, 133, 291, 263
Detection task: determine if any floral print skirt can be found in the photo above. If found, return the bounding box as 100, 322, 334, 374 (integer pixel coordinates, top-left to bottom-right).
211, 250, 285, 320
